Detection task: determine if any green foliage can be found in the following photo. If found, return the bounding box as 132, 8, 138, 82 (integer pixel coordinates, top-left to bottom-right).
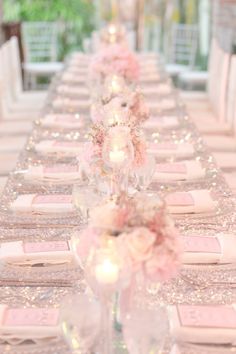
3, 0, 95, 58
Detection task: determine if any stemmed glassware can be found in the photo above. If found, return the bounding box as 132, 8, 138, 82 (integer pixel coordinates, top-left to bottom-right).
135, 154, 156, 191
60, 294, 101, 353
72, 184, 100, 223
102, 126, 134, 196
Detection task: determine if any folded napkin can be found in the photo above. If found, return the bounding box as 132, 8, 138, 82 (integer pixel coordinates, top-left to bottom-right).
144, 116, 179, 130
149, 99, 176, 111
148, 142, 195, 159
139, 74, 161, 83
169, 304, 236, 344
61, 72, 87, 84
52, 97, 90, 111
56, 85, 89, 98
165, 190, 217, 214
182, 234, 236, 264
10, 194, 74, 214
40, 114, 84, 130
66, 67, 88, 76
25, 164, 80, 182
154, 161, 205, 182
35, 140, 83, 156
0, 304, 61, 345
0, 240, 74, 266
142, 84, 172, 96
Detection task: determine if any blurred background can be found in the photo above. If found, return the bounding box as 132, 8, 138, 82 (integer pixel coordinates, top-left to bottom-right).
0, 0, 235, 89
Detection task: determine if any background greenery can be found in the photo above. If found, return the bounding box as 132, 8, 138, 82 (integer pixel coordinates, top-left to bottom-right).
3, 0, 95, 59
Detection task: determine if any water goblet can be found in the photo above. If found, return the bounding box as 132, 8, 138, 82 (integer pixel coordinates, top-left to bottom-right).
135, 154, 156, 191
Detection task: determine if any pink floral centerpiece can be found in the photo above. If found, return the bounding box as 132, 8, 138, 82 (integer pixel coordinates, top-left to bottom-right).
89, 44, 140, 83
76, 193, 181, 284
91, 90, 150, 127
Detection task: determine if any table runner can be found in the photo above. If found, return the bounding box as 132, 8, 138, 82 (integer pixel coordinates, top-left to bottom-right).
0, 51, 235, 353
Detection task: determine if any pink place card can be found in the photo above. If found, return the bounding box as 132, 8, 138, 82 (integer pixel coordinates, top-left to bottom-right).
3, 308, 59, 327
33, 195, 72, 204
23, 241, 69, 254
183, 236, 221, 254
53, 141, 81, 148
177, 305, 236, 329
149, 142, 177, 151
44, 165, 78, 174
165, 192, 194, 206
156, 163, 187, 174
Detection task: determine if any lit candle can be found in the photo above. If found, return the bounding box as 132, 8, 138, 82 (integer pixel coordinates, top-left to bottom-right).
95, 259, 119, 284
107, 109, 123, 126
109, 146, 125, 164
108, 24, 117, 35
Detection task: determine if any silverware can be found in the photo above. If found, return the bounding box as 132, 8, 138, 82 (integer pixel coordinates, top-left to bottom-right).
0, 279, 73, 288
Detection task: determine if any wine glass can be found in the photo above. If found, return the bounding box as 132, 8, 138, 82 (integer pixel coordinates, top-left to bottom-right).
102, 126, 134, 196
72, 184, 100, 223
135, 154, 156, 191
122, 304, 169, 354
60, 294, 101, 353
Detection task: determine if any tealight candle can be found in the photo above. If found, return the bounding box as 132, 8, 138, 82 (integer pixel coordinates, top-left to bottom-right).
95, 259, 119, 284
105, 75, 125, 95
108, 24, 117, 35
109, 147, 125, 164
107, 109, 123, 126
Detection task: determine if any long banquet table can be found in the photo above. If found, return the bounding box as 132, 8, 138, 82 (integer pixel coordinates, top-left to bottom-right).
0, 51, 235, 354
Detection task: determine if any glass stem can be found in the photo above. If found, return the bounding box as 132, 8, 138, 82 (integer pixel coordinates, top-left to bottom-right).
100, 295, 113, 354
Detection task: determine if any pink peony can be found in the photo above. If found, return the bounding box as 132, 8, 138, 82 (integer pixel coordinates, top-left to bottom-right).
90, 202, 127, 230
144, 245, 180, 282
76, 227, 99, 264
122, 227, 156, 263
89, 44, 140, 82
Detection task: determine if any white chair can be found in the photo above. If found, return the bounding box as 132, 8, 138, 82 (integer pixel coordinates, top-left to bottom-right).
9, 37, 47, 108
183, 40, 233, 136
22, 22, 63, 89
165, 24, 199, 77
0, 43, 39, 121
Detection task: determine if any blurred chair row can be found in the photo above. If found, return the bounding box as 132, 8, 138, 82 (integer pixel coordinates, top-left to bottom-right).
181, 38, 236, 193
0, 36, 48, 193
22, 22, 63, 89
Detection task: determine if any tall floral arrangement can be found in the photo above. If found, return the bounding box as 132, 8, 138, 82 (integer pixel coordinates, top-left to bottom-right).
89, 44, 140, 82
76, 193, 182, 283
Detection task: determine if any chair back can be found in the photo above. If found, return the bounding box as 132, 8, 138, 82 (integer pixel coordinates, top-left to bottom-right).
226, 55, 236, 133
22, 22, 59, 63
166, 23, 198, 68
207, 39, 231, 122
9, 37, 24, 98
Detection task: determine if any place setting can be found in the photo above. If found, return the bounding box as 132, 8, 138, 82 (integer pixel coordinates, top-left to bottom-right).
0, 3, 236, 353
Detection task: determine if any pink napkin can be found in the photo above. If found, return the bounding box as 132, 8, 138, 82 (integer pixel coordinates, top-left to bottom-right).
0, 240, 74, 265
154, 161, 205, 181
10, 194, 74, 214
148, 142, 195, 158
52, 97, 90, 111
56, 85, 89, 97
35, 140, 84, 156
40, 114, 84, 129
165, 190, 217, 214
169, 304, 236, 344
182, 234, 236, 264
25, 164, 80, 182
144, 116, 179, 130
0, 305, 60, 345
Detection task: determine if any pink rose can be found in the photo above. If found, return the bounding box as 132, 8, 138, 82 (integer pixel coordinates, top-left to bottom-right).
75, 227, 99, 265
122, 227, 156, 263
145, 245, 180, 282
